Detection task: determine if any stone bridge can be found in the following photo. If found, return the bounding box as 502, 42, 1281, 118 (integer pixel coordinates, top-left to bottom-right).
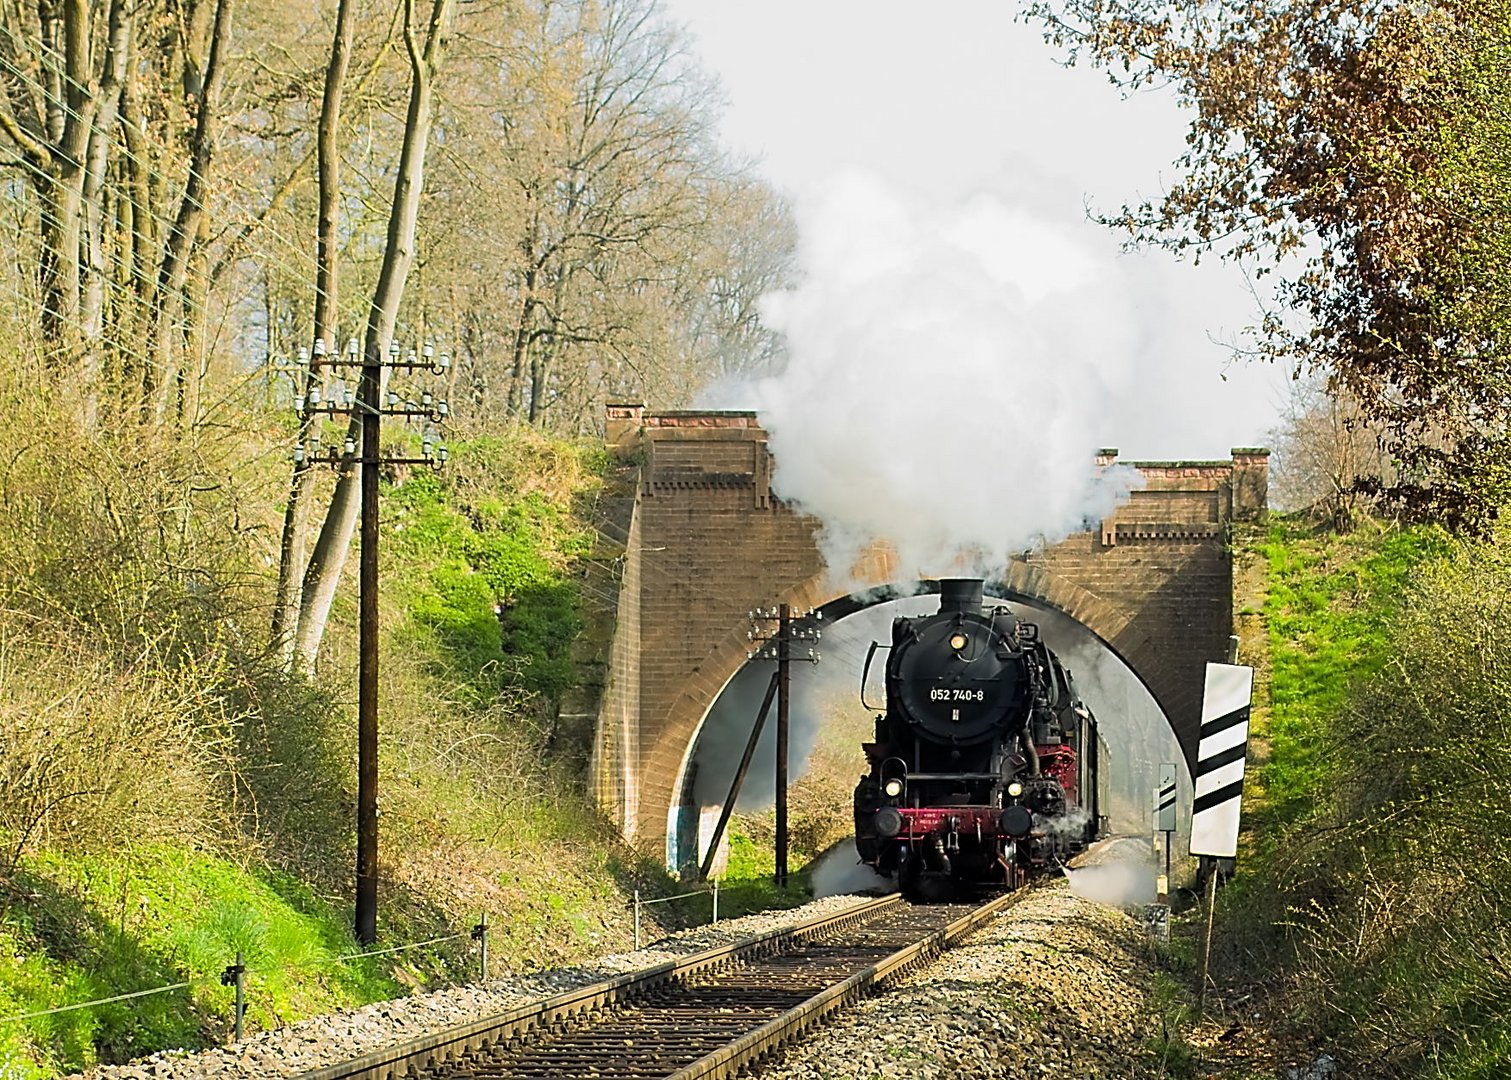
578, 405, 1268, 865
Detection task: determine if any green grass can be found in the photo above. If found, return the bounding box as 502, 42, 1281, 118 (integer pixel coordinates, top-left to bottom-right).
0, 423, 816, 1077
699, 823, 814, 919
1430, 1026, 1511, 1080
1224, 514, 1511, 1075
1132, 956, 1204, 1077
724, 825, 776, 879
0, 424, 612, 1077
0, 844, 406, 1078
1256, 517, 1450, 825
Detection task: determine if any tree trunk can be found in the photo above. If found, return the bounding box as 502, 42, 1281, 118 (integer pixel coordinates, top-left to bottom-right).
0, 0, 113, 382
508, 289, 533, 418
274, 0, 356, 666
77, 0, 132, 427
180, 219, 213, 424
146, 0, 234, 425
37, 170, 84, 353
36, 0, 95, 355
118, 60, 153, 403
292, 0, 455, 670
528, 272, 569, 425
528, 348, 547, 424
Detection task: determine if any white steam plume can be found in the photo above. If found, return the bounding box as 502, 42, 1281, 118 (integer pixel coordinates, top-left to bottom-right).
1064, 840, 1159, 909
742, 170, 1142, 580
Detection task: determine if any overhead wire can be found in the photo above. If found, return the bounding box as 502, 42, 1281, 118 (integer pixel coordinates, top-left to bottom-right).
0, 169, 302, 393
0, 0, 738, 424
0, 51, 324, 277
0, 97, 839, 609
0, 33, 602, 448
0, 46, 476, 472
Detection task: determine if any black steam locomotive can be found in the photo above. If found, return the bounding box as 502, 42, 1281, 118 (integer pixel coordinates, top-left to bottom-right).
854, 579, 1104, 900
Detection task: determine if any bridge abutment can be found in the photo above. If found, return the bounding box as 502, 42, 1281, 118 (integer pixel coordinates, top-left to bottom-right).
586, 408, 1267, 864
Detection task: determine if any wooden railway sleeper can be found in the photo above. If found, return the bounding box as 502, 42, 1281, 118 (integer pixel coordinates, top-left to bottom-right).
298, 896, 914, 1080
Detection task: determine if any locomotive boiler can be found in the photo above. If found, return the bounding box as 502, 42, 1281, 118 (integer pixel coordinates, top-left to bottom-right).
853, 579, 1103, 900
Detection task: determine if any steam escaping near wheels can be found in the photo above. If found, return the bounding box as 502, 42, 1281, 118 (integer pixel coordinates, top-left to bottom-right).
1064, 836, 1158, 908
809, 843, 897, 898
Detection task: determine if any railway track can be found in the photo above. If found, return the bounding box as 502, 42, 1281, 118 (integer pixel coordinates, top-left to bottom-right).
297, 889, 1023, 1080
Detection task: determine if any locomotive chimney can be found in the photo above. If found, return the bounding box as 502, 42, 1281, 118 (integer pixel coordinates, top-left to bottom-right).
937, 578, 984, 614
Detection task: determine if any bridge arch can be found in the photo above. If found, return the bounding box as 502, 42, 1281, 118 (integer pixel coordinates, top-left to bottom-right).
581, 406, 1268, 862
656, 568, 1178, 867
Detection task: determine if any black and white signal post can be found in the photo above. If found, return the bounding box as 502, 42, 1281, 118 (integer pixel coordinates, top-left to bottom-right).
1190, 659, 1254, 1012
1153, 762, 1178, 883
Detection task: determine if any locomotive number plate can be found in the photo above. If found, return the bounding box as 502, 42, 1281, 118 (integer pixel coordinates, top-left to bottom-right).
929, 688, 985, 702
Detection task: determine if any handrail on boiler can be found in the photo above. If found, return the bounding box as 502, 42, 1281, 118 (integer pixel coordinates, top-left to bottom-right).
860, 640, 890, 711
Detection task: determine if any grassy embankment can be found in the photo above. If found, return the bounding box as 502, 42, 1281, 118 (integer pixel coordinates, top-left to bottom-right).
0, 425, 737, 1078
1178, 513, 1510, 1078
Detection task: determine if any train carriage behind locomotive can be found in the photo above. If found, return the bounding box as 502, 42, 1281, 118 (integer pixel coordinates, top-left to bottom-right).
854, 578, 1104, 899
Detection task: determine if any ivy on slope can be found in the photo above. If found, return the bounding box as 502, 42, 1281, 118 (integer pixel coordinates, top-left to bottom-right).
383, 434, 599, 706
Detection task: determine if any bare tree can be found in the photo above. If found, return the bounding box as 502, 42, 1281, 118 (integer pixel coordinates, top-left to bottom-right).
291, 0, 456, 670
1269, 374, 1397, 530
144, 0, 235, 424
272, 0, 357, 664
417, 0, 794, 434
0, 0, 792, 666
676, 176, 796, 386
0, 0, 131, 415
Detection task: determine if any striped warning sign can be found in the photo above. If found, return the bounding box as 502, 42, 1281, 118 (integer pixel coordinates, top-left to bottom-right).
1189, 663, 1254, 858
1153, 762, 1177, 833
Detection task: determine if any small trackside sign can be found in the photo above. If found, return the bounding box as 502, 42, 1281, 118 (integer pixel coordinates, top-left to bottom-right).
1154, 762, 1177, 834
1189, 662, 1254, 858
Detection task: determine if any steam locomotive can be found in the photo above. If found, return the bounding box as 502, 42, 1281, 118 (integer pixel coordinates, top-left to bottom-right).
853, 579, 1104, 900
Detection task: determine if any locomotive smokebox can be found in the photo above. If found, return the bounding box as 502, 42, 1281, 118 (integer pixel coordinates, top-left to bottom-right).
937, 578, 984, 614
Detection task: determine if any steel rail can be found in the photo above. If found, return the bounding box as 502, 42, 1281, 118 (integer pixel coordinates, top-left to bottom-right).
667, 887, 1022, 1079
295, 893, 901, 1080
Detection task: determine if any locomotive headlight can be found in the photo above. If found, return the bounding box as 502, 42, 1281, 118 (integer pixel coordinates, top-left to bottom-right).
949, 632, 969, 651
883, 778, 904, 798
1007, 781, 1024, 798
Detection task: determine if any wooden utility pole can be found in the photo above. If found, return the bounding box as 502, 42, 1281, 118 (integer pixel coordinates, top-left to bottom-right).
776, 603, 790, 888
352, 344, 450, 945
293, 339, 451, 947
742, 604, 821, 889
354, 341, 381, 945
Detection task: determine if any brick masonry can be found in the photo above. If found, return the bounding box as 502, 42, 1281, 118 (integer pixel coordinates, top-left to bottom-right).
589, 407, 1268, 862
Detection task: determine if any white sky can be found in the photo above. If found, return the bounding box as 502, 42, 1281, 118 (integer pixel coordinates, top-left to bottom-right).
660, 0, 1290, 460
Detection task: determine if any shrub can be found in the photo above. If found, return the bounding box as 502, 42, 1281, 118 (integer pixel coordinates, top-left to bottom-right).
1244, 520, 1511, 1076
0, 629, 250, 869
